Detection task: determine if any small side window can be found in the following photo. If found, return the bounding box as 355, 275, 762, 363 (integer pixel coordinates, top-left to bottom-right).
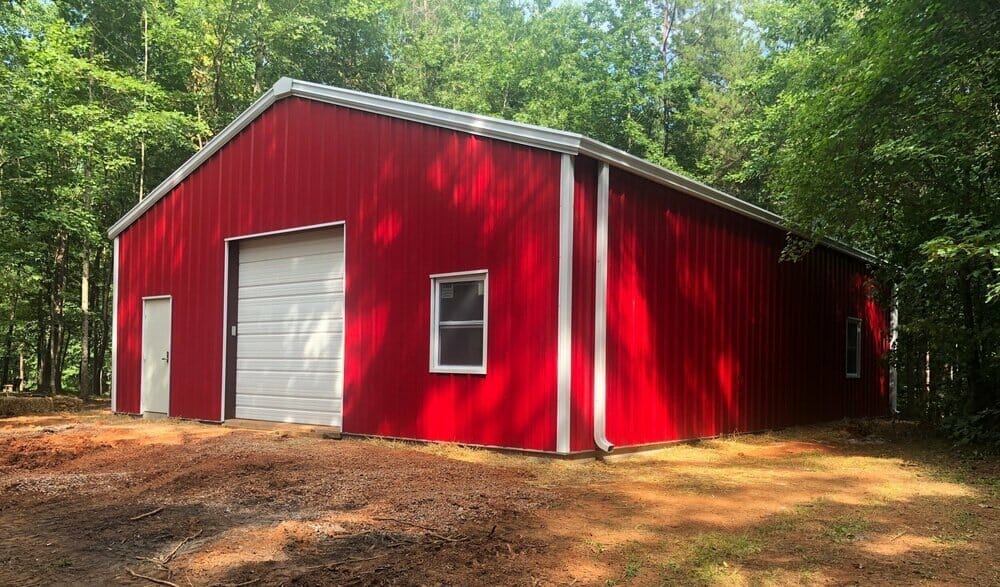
846, 317, 861, 378
430, 271, 487, 374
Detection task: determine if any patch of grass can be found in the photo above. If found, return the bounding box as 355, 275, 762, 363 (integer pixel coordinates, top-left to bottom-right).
621, 542, 644, 581
933, 510, 982, 543
623, 558, 642, 579
682, 532, 762, 585
757, 512, 799, 536
825, 515, 871, 543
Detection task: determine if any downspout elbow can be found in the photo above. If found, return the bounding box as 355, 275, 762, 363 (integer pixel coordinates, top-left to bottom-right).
595, 430, 614, 453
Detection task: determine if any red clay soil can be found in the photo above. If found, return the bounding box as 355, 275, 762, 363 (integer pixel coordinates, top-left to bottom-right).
0, 412, 997, 586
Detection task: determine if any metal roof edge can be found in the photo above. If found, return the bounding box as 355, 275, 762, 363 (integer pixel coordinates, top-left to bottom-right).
107, 82, 282, 238
108, 77, 582, 239
286, 79, 583, 154
577, 138, 880, 265
108, 77, 880, 265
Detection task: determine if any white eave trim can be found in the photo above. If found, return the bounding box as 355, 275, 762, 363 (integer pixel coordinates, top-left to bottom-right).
106, 77, 879, 266
576, 139, 880, 265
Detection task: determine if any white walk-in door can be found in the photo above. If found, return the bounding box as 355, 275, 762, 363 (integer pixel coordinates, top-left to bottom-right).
235, 227, 344, 427
141, 297, 171, 414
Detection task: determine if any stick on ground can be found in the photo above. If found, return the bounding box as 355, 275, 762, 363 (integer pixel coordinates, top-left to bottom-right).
161, 530, 203, 565
373, 516, 463, 542
126, 568, 179, 587
130, 507, 164, 521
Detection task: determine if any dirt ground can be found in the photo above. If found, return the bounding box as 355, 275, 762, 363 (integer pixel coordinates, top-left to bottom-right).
0, 411, 997, 586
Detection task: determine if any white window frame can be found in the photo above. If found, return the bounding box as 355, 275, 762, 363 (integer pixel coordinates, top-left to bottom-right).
846, 317, 862, 379
429, 270, 488, 375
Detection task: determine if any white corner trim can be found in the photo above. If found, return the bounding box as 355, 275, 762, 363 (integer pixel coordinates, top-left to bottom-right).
106, 77, 879, 268
593, 163, 614, 453
219, 240, 230, 422
110, 237, 119, 413
556, 154, 574, 454
272, 76, 294, 98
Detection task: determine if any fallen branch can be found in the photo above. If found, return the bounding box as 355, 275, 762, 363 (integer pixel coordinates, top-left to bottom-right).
328, 531, 372, 540
302, 553, 388, 572
373, 516, 463, 542
211, 579, 260, 587
161, 530, 203, 565
133, 556, 168, 570
130, 507, 164, 521
126, 568, 179, 587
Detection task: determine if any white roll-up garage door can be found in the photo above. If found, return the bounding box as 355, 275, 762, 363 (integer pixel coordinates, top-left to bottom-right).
235, 227, 344, 427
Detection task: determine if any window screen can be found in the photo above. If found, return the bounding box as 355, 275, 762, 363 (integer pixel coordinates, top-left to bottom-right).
431, 272, 487, 373
846, 318, 861, 378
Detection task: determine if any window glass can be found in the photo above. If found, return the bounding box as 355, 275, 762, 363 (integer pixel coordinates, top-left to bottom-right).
439, 324, 485, 366
439, 281, 484, 322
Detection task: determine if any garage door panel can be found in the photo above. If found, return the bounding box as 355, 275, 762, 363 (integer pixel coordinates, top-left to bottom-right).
237, 295, 343, 323
235, 394, 342, 413
236, 371, 343, 396
239, 253, 344, 286
237, 332, 344, 359
239, 231, 344, 262
233, 406, 341, 427
234, 227, 344, 427
237, 318, 343, 336
236, 358, 342, 373
238, 278, 343, 300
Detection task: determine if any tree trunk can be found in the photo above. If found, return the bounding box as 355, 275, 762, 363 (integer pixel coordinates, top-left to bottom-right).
80, 246, 91, 398
48, 232, 68, 395
661, 1, 676, 157
1, 287, 18, 386
36, 292, 51, 394
958, 270, 988, 414
138, 3, 148, 201
92, 247, 112, 396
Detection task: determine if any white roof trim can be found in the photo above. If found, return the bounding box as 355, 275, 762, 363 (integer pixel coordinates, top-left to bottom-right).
107, 77, 878, 264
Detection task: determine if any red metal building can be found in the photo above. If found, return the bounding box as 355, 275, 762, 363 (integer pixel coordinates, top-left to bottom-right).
109, 78, 892, 454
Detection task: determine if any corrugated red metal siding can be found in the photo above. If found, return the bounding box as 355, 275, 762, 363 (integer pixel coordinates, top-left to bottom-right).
603, 169, 889, 447
570, 156, 598, 452
116, 97, 562, 451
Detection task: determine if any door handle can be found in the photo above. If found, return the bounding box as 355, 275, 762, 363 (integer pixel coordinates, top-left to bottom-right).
161, 351, 169, 364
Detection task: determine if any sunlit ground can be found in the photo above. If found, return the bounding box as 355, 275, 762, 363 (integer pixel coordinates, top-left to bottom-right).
376, 422, 1000, 585
1, 412, 997, 585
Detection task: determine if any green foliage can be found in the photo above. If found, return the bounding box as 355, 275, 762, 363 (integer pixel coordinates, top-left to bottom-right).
944, 407, 1000, 450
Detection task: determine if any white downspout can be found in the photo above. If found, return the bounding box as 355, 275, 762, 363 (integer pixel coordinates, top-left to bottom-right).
594, 163, 614, 452
111, 237, 119, 413
889, 286, 899, 415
